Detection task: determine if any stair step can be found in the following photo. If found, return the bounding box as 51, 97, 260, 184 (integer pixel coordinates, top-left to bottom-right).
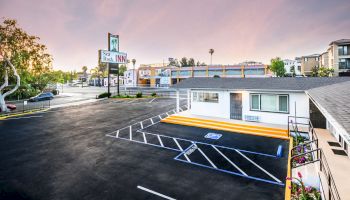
169, 115, 287, 133
165, 116, 287, 135
161, 118, 289, 140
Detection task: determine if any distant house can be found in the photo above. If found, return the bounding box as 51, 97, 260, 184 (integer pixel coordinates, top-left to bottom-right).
283, 59, 302, 76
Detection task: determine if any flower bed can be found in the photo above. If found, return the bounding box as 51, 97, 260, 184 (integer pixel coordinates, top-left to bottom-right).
287, 172, 321, 200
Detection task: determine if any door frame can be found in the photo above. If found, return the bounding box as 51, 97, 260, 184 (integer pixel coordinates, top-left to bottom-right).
230, 92, 243, 120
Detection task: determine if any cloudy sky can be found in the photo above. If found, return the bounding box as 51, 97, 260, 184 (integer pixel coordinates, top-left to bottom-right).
1, 0, 349, 71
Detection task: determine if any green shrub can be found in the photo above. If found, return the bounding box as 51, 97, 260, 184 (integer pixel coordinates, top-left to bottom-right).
151, 92, 157, 97
98, 92, 111, 98
136, 92, 142, 98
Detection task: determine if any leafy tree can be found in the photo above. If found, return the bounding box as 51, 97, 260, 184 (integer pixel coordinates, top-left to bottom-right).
119, 64, 127, 75
0, 18, 53, 100
188, 58, 195, 66
270, 57, 286, 77
168, 59, 180, 67
180, 57, 188, 67
311, 66, 319, 77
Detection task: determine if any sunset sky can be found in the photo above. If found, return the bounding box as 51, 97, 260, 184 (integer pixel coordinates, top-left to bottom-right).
1, 0, 350, 71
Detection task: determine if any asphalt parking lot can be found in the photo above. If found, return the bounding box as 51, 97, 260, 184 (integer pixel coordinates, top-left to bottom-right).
0, 97, 288, 200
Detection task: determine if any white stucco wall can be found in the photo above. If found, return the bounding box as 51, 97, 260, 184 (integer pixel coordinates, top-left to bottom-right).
242, 91, 309, 125
190, 90, 309, 126
190, 91, 230, 119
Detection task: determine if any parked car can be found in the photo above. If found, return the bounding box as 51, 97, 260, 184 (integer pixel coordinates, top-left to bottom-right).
0, 104, 17, 112
29, 92, 54, 102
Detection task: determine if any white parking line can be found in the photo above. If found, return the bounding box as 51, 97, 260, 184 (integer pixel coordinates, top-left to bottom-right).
157, 135, 164, 147
137, 185, 176, 200
211, 145, 247, 176
173, 138, 191, 162
150, 118, 154, 124
165, 112, 169, 116
142, 132, 147, 144
116, 130, 120, 138
235, 150, 282, 183
129, 126, 132, 140
197, 146, 217, 169
128, 99, 137, 103
158, 115, 162, 120
149, 98, 156, 103
140, 121, 143, 129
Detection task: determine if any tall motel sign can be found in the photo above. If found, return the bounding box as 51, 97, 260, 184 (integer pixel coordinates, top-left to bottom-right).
99, 33, 127, 96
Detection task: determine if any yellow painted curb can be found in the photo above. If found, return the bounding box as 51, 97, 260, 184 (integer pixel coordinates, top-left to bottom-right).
0, 108, 49, 120
169, 115, 288, 133
161, 118, 289, 140
285, 137, 293, 200
165, 116, 287, 135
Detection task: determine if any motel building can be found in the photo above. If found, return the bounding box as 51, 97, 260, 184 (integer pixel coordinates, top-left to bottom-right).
165, 77, 350, 200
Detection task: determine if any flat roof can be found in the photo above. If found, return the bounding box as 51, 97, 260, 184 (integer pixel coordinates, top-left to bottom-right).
172, 77, 350, 91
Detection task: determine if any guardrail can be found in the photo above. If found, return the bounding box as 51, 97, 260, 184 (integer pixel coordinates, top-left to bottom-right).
0, 100, 50, 117
288, 116, 341, 200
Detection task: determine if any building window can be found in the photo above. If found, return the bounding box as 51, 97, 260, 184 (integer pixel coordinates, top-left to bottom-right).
304, 58, 308, 62
297, 66, 301, 71
338, 46, 348, 56
316, 57, 319, 61
251, 94, 260, 110
193, 92, 219, 103
250, 94, 289, 113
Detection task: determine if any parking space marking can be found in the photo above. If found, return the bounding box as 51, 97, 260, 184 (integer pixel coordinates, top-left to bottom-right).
174, 139, 192, 162
148, 98, 156, 103
157, 135, 164, 147
211, 145, 247, 176
158, 115, 162, 120
137, 185, 176, 200
127, 99, 138, 104
143, 132, 147, 144
235, 150, 282, 183
130, 126, 132, 140
150, 118, 154, 124
116, 130, 120, 138
196, 145, 217, 169
140, 121, 143, 129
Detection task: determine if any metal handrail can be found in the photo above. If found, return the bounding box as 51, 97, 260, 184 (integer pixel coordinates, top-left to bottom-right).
288, 117, 341, 200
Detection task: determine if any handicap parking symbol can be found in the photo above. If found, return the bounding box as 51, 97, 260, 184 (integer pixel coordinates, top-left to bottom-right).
204, 132, 222, 140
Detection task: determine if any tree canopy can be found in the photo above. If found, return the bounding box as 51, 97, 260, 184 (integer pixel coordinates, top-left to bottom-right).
270, 57, 286, 77
0, 18, 54, 99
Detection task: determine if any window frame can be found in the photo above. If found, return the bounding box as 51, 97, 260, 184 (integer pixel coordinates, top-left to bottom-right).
192, 91, 219, 103
249, 93, 289, 113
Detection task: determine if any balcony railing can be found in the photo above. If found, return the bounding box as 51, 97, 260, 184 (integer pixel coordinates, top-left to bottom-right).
288, 116, 341, 200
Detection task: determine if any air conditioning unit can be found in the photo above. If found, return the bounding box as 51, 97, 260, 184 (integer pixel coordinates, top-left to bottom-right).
244, 115, 260, 122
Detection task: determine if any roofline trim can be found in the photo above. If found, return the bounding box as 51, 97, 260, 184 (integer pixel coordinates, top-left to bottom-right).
174, 87, 305, 93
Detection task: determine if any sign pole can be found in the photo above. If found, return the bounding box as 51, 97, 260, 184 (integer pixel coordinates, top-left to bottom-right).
107, 33, 111, 98
117, 34, 120, 96
107, 63, 110, 97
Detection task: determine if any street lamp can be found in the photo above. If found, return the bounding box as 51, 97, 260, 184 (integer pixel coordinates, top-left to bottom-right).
132, 59, 136, 87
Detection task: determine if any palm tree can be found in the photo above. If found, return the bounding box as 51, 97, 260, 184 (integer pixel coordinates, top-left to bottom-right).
132, 59, 136, 87
209, 49, 214, 65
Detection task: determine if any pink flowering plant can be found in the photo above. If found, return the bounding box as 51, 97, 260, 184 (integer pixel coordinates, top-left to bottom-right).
287, 172, 321, 200
292, 137, 313, 167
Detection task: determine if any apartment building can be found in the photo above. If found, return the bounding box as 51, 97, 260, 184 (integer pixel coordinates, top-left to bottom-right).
327, 39, 350, 76
301, 54, 320, 76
